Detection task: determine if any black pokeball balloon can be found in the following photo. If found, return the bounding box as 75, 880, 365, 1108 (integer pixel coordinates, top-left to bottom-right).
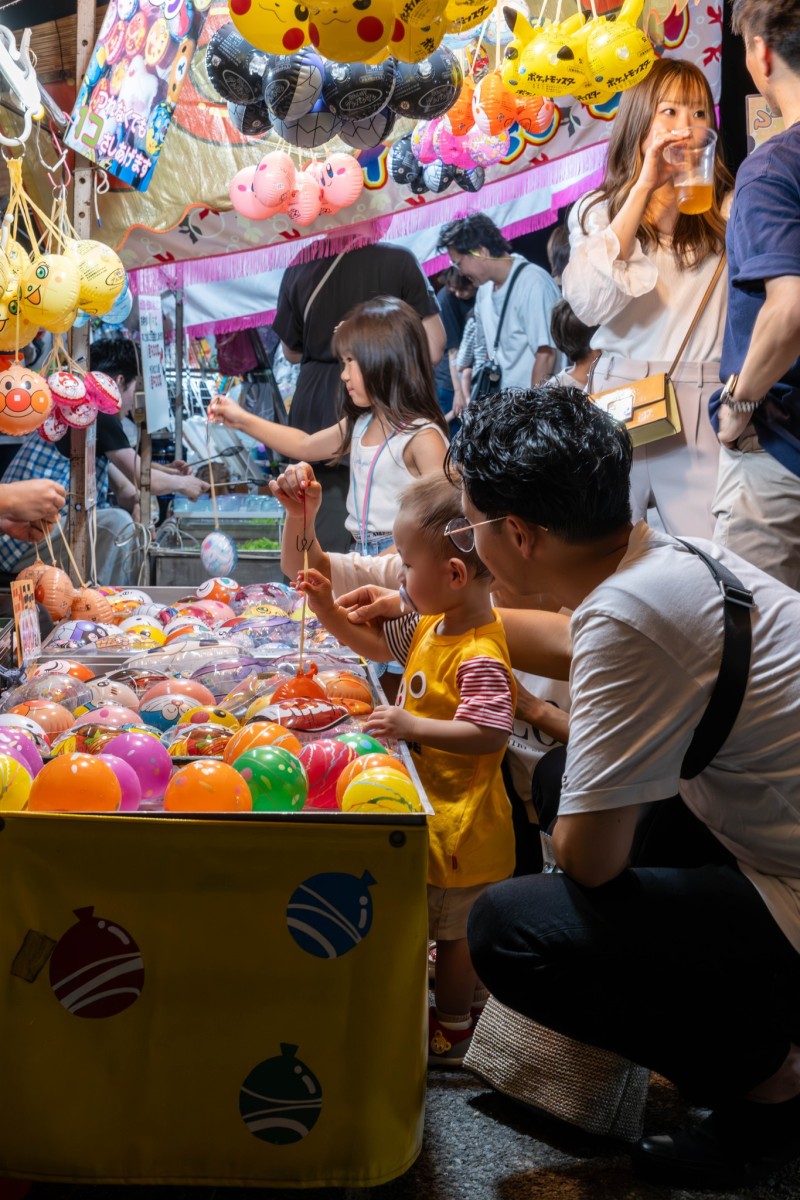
407, 164, 429, 194
422, 159, 456, 193
387, 134, 418, 184
388, 45, 463, 121
272, 98, 343, 148
454, 164, 485, 192
339, 106, 396, 150
227, 98, 273, 137
321, 58, 397, 120
264, 47, 325, 121
205, 22, 273, 106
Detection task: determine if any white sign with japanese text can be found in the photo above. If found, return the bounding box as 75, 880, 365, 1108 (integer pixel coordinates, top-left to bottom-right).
138, 294, 171, 434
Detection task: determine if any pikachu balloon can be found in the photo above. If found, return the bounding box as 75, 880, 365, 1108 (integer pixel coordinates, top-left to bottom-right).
229, 0, 310, 54
308, 0, 395, 63
503, 8, 590, 98
585, 0, 656, 96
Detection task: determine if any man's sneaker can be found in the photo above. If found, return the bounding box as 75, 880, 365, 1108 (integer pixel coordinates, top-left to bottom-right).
428, 1007, 473, 1068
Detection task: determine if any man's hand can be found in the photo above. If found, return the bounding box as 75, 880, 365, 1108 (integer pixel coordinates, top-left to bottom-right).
717, 405, 753, 450
336, 585, 403, 624
0, 479, 66, 523
0, 518, 52, 543
268, 462, 322, 520
365, 704, 417, 741
176, 475, 210, 501
297, 567, 336, 616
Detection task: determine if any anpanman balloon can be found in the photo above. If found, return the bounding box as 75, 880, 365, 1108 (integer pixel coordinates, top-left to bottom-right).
0, 362, 52, 435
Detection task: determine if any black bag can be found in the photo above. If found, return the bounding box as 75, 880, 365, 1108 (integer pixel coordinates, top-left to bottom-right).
470, 262, 527, 404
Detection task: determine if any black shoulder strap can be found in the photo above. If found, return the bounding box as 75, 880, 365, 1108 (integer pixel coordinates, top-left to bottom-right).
678, 540, 755, 780
491, 261, 527, 356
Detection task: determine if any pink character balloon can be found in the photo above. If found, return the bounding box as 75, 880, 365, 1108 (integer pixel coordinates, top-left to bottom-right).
253, 151, 296, 209
230, 165, 275, 221
320, 154, 363, 208
412, 119, 441, 164
434, 121, 478, 169
285, 173, 322, 227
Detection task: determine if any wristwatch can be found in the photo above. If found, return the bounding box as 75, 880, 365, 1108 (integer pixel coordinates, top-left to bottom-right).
719, 373, 761, 413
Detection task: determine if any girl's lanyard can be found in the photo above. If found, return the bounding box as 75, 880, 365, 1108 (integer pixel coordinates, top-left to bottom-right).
351, 416, 408, 546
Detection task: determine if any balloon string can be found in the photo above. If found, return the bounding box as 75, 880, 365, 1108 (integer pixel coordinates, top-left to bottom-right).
205, 416, 220, 531
40, 522, 57, 567
56, 517, 87, 590
555, 0, 563, 23
298, 486, 308, 676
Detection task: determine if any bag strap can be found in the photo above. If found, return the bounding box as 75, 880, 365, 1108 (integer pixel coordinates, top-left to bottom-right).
667, 251, 727, 378
302, 252, 345, 324
677, 538, 754, 780
490, 261, 528, 357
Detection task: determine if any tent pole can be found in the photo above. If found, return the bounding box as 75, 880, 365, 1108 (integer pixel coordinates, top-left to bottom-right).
68, 0, 96, 586
174, 288, 184, 460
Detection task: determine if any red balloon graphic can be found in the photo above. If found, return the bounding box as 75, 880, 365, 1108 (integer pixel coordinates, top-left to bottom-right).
48, 906, 145, 1018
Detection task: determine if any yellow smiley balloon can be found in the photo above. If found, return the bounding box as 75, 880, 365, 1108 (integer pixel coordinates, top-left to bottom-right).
0, 296, 39, 353
19, 255, 81, 334
229, 0, 310, 54
65, 239, 126, 317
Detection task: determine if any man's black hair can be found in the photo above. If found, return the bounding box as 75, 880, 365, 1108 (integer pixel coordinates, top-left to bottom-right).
732, 0, 800, 72
90, 336, 139, 386
437, 214, 512, 259
447, 386, 632, 543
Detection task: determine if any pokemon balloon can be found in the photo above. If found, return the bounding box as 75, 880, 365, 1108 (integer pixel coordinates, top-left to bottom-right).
308, 0, 395, 64
229, 0, 309, 53
585, 0, 655, 96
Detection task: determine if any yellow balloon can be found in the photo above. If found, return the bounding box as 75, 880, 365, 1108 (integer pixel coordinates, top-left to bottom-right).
309, 0, 396, 63
391, 16, 445, 60
2, 240, 30, 303
512, 11, 591, 98
404, 0, 448, 22
65, 239, 126, 316
0, 296, 39, 353
0, 753, 32, 812
445, 0, 493, 34
19, 255, 81, 333
228, 0, 309, 54
586, 3, 655, 96
0, 251, 11, 300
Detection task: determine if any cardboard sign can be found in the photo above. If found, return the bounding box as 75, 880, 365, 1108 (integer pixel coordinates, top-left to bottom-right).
746, 94, 785, 155
10, 579, 41, 668
64, 0, 208, 192
138, 294, 172, 433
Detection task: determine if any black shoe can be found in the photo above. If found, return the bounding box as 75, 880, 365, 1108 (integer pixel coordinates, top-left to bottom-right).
633, 1094, 800, 1189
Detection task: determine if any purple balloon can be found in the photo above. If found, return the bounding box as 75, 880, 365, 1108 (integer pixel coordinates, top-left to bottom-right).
98, 753, 143, 813
102, 732, 173, 801
0, 730, 43, 777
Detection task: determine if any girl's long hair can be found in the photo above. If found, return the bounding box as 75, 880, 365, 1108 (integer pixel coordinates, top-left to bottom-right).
331, 296, 447, 460
581, 58, 733, 269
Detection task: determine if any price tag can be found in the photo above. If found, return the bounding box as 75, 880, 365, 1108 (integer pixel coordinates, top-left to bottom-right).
10, 579, 41, 668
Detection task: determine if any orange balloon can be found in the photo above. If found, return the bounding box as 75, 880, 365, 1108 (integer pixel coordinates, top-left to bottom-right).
27, 752, 122, 812
16, 560, 49, 588
34, 566, 74, 620
335, 752, 410, 807
222, 720, 302, 764
10, 700, 73, 740
270, 668, 327, 704
139, 678, 216, 708
71, 586, 115, 622
323, 672, 373, 708
164, 760, 252, 812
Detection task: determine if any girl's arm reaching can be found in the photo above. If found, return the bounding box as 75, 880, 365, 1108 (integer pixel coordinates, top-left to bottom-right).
298, 568, 394, 662
208, 396, 346, 463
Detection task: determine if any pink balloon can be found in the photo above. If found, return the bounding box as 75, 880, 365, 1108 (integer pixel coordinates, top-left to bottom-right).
102, 732, 173, 801
434, 121, 477, 169
465, 126, 510, 167
412, 119, 440, 165
285, 174, 322, 228
253, 152, 296, 208
98, 753, 142, 812
0, 730, 42, 777
230, 166, 274, 221
73, 704, 141, 729
321, 153, 363, 209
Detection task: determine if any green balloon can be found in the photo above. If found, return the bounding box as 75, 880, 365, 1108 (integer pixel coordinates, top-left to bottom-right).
336, 732, 388, 757
234, 745, 308, 812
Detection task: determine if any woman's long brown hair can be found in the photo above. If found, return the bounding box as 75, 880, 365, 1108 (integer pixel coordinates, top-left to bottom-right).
331, 296, 448, 462
581, 58, 734, 269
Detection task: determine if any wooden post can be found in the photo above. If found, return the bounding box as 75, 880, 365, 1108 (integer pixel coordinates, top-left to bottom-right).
68, 0, 96, 584
174, 289, 184, 461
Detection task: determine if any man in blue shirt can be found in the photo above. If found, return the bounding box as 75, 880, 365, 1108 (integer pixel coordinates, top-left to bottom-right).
710, 0, 800, 589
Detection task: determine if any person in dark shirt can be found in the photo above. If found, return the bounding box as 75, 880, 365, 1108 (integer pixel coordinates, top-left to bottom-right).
710, 0, 800, 589
434, 268, 476, 425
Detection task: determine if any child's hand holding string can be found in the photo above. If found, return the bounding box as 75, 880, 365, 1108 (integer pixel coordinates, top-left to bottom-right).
268, 463, 322, 521
208, 394, 246, 430
296, 567, 336, 617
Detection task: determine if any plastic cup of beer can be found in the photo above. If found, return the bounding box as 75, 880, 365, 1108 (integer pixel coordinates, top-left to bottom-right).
663, 128, 718, 215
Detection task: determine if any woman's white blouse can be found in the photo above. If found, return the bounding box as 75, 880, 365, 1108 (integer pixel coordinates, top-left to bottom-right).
562, 193, 730, 364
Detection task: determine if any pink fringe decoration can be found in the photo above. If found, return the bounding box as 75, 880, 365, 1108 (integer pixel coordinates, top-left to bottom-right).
187, 308, 278, 338
131, 141, 609, 297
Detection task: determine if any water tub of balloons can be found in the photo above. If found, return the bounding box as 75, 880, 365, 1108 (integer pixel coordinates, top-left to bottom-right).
0, 641, 430, 1186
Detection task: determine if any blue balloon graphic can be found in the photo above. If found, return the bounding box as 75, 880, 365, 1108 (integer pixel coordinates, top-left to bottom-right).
287, 869, 376, 958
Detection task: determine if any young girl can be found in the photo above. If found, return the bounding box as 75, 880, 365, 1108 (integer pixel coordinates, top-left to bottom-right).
208, 297, 449, 554
298, 473, 516, 1068
562, 58, 733, 538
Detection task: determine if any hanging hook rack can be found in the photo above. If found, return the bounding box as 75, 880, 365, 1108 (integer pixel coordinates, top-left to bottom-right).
0, 27, 45, 148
